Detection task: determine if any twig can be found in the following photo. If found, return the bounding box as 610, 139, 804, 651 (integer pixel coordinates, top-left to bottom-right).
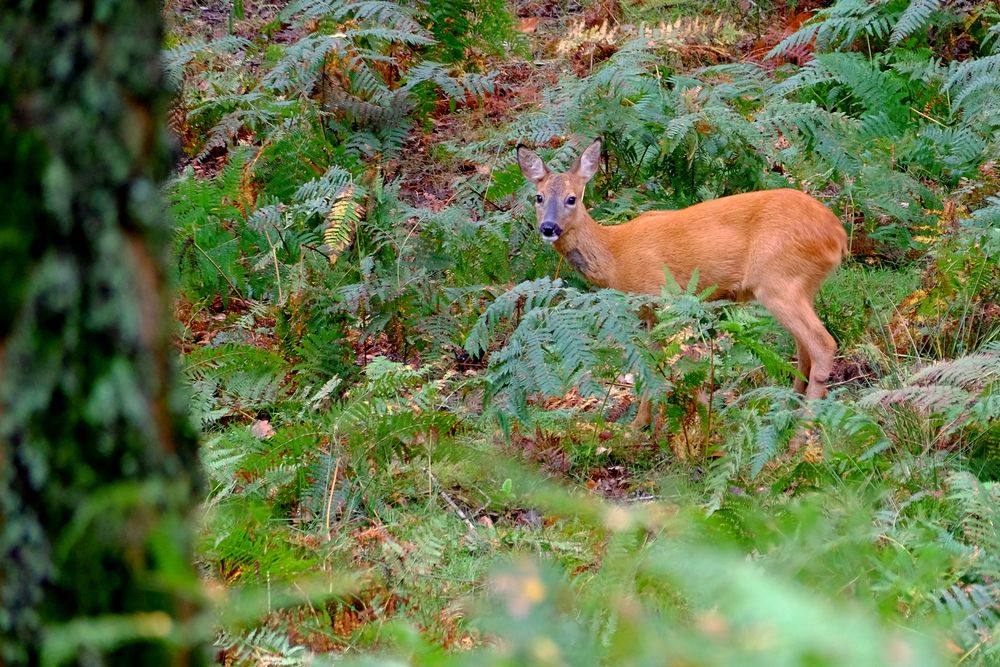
294, 581, 318, 617
430, 469, 479, 541
193, 240, 246, 301
705, 335, 716, 464
482, 143, 503, 210
909, 106, 946, 127
264, 228, 284, 304
440, 490, 480, 541
465, 186, 508, 212
622, 494, 660, 504
301, 241, 333, 259
324, 457, 341, 537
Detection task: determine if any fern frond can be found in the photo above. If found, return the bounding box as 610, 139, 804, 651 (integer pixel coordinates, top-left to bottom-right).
463, 278, 567, 357
281, 0, 426, 35
890, 52, 945, 84
860, 384, 969, 412
970, 196, 1000, 228
936, 583, 1000, 642
323, 184, 359, 264
824, 51, 905, 109
163, 36, 253, 87
262, 33, 346, 95
769, 59, 838, 98
402, 61, 496, 99
936, 472, 1000, 658
919, 125, 987, 170
467, 279, 667, 418
351, 26, 435, 46
890, 0, 943, 47
943, 54, 1000, 94
765, 21, 822, 61
910, 346, 1000, 389
222, 627, 309, 666
766, 0, 887, 60
859, 345, 1000, 442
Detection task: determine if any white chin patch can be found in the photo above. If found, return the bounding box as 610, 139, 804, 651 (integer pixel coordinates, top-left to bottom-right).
541, 234, 559, 244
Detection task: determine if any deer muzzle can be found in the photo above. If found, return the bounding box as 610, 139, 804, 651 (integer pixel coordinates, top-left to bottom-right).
539, 221, 562, 242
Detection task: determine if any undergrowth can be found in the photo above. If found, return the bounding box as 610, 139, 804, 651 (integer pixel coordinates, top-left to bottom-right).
162, 0, 1000, 664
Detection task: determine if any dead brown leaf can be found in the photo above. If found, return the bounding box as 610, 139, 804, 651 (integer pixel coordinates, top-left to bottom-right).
517, 17, 540, 33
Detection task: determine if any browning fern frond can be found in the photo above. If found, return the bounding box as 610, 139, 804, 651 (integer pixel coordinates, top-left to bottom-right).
860, 384, 970, 412
323, 184, 359, 265
910, 346, 1000, 389
859, 345, 1000, 441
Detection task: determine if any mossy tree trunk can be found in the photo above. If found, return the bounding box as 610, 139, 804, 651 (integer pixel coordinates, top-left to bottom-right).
0, 1, 204, 664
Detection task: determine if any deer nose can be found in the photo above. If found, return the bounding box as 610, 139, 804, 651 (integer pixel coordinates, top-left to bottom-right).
539, 221, 562, 242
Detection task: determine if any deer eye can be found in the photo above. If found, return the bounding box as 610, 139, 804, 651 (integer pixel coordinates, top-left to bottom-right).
535, 194, 544, 204
566, 196, 576, 206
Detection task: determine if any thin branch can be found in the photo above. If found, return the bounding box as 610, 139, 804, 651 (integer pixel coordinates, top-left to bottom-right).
324, 457, 341, 538
193, 240, 246, 301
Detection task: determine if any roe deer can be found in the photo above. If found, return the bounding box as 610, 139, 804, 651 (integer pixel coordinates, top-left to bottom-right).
516, 139, 848, 428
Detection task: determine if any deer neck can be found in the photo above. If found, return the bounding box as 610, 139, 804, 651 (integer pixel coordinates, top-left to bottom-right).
553, 211, 614, 288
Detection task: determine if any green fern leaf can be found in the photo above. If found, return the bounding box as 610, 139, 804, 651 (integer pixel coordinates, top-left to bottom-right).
890, 0, 943, 46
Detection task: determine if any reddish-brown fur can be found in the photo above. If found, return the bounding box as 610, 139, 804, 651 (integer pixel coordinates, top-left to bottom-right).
517, 139, 848, 428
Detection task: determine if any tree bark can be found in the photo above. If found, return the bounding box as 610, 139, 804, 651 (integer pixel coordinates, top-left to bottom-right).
0, 2, 203, 664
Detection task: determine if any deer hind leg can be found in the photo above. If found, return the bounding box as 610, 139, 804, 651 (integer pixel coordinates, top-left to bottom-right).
793, 341, 811, 394
757, 290, 836, 400
631, 395, 653, 429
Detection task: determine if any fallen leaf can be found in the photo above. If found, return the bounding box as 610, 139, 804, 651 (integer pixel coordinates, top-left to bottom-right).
517, 17, 539, 33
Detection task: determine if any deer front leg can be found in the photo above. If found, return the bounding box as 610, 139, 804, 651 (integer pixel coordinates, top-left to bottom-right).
630, 305, 659, 430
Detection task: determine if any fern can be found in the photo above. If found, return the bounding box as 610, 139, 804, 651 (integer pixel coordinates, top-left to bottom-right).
402, 61, 497, 99
859, 344, 1000, 445
890, 51, 946, 85
890, 0, 943, 47
703, 454, 739, 515
947, 471, 1000, 559
970, 195, 1000, 228
162, 35, 253, 87
169, 152, 261, 299
322, 184, 359, 264
283, 0, 423, 31
766, 0, 890, 60
464, 277, 569, 358
185, 344, 291, 423
934, 472, 1000, 659
943, 53, 1000, 95
771, 53, 907, 133
422, 0, 519, 62
945, 53, 1000, 123
467, 279, 662, 420
220, 627, 309, 666
909, 346, 1000, 388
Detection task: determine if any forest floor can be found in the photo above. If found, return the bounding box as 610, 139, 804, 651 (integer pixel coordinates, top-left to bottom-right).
165, 0, 1000, 664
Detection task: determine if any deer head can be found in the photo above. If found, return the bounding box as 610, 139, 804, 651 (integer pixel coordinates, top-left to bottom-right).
516, 139, 602, 243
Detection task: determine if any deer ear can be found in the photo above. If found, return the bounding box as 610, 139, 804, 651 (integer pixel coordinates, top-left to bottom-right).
571, 139, 602, 182
516, 144, 548, 184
